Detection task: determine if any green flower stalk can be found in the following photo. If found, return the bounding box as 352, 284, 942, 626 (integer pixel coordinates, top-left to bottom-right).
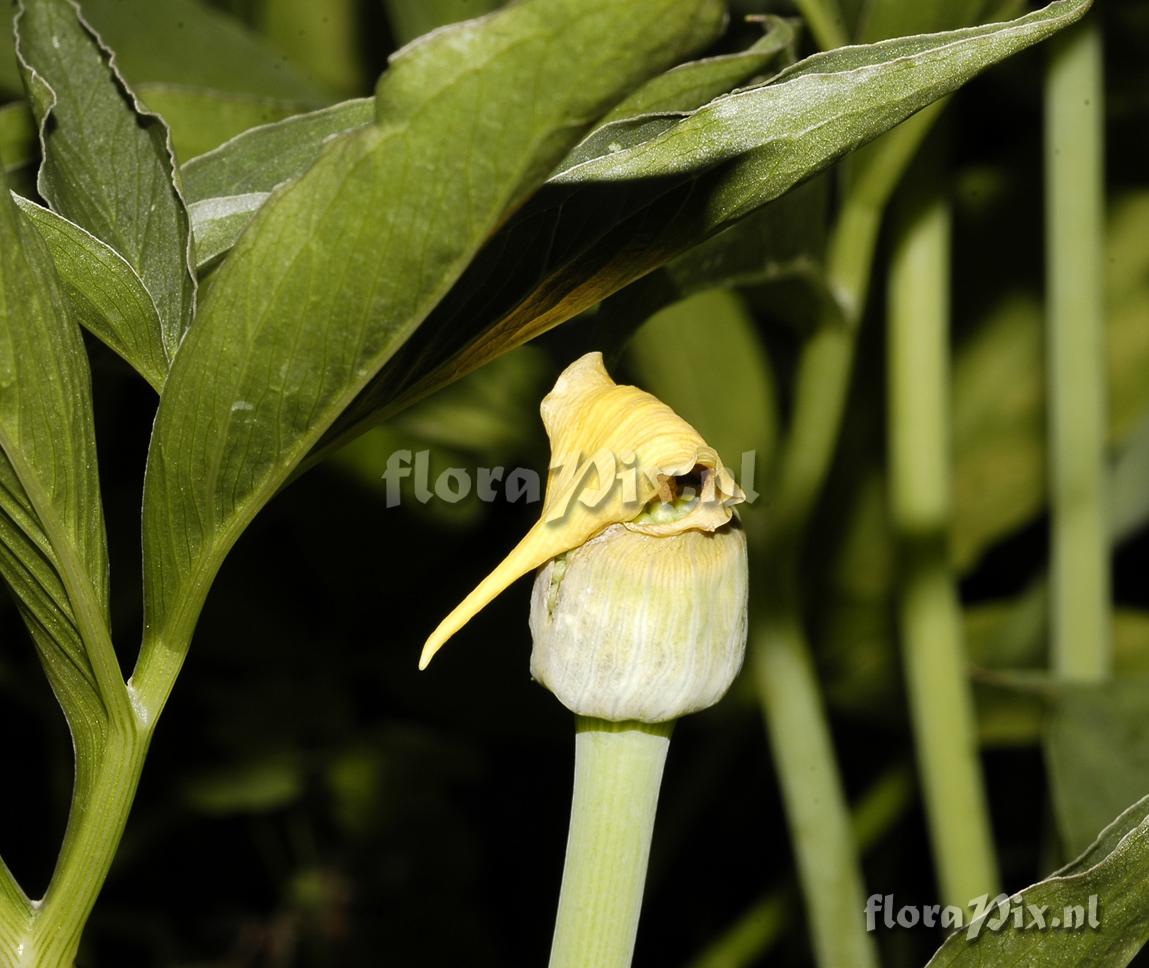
422, 352, 749, 967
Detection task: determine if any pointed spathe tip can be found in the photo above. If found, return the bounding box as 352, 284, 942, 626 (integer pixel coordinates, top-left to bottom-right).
418, 637, 440, 671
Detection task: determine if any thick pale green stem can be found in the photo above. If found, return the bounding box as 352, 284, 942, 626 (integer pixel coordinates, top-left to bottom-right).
548, 717, 673, 968
1044, 14, 1110, 683
9, 716, 151, 968
888, 143, 1000, 906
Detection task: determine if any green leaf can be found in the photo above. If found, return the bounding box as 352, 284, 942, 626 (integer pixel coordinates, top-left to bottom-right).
926, 795, 1149, 966
323, 0, 1090, 445
15, 0, 195, 362
182, 21, 793, 264
12, 194, 168, 390
598, 17, 796, 124
547, 5, 1085, 187
135, 0, 727, 709
0, 167, 115, 718
1045, 678, 1149, 857
182, 98, 373, 202
78, 0, 327, 103
134, 84, 311, 162
558, 19, 796, 174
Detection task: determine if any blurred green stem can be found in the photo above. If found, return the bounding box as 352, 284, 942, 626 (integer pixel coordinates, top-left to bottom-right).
749, 191, 886, 968
1044, 13, 1110, 682
548, 718, 673, 968
751, 587, 878, 968
753, 597, 875, 968
792, 0, 848, 51
748, 133, 922, 966
688, 766, 914, 968
888, 141, 999, 906
744, 38, 945, 968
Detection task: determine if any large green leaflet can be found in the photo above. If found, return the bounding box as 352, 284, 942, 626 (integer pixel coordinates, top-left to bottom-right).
321, 0, 1090, 446
15, 0, 194, 364
0, 168, 111, 721
179, 20, 794, 249
926, 795, 1149, 966
176, 18, 797, 270
136, 0, 727, 705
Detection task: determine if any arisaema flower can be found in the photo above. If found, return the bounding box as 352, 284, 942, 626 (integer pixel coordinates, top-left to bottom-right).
420, 351, 748, 722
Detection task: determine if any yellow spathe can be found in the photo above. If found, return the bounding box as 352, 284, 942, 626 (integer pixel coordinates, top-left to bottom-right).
419, 351, 744, 669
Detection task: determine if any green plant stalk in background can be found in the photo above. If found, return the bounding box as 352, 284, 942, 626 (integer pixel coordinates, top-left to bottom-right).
749, 257, 877, 968
751, 593, 879, 968
687, 765, 915, 968
888, 142, 1000, 906
749, 100, 947, 968
752, 199, 891, 968
548, 718, 673, 968
1044, 13, 1110, 683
